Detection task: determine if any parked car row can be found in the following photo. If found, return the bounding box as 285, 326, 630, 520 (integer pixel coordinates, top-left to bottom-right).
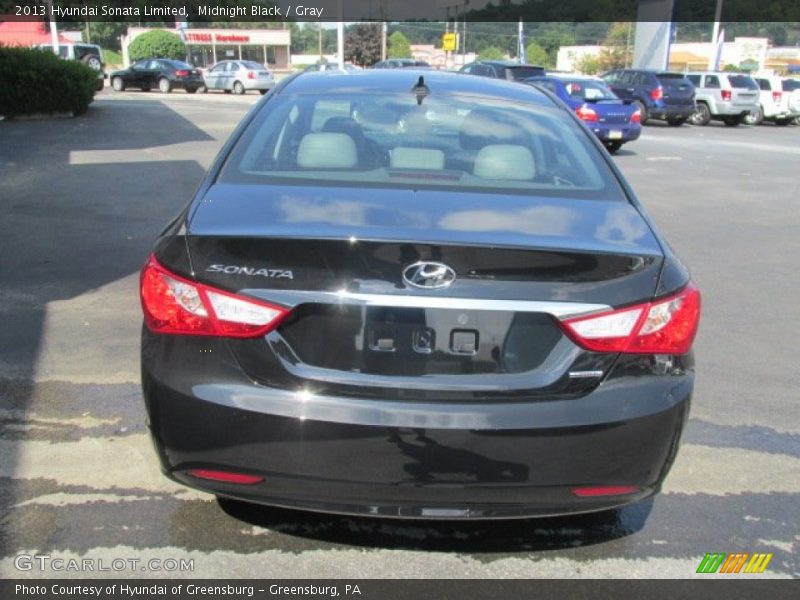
109, 58, 275, 95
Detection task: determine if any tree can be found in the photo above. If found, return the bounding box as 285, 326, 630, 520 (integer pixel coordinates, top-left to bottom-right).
82, 22, 127, 52
388, 31, 412, 59
478, 46, 506, 60
526, 42, 550, 67
575, 54, 600, 75
128, 30, 186, 62
344, 23, 382, 67
596, 22, 633, 72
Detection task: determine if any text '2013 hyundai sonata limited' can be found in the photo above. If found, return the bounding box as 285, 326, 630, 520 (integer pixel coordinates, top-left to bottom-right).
140, 70, 701, 519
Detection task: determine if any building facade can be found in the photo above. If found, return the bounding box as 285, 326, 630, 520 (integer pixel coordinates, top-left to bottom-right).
121, 27, 291, 70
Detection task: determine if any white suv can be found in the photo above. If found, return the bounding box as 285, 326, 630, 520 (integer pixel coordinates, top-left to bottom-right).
685, 71, 759, 126
37, 42, 106, 91
746, 74, 800, 125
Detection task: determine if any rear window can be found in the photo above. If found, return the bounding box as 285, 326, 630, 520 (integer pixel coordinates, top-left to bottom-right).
727, 75, 758, 90
219, 91, 624, 201
657, 73, 691, 85
167, 60, 193, 69
756, 78, 771, 91
506, 66, 546, 80
242, 61, 265, 70
783, 79, 800, 91
562, 79, 617, 100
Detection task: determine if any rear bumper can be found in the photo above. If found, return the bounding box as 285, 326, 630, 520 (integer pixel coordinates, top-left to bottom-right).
590, 126, 641, 143
649, 106, 695, 121
142, 333, 692, 519
242, 79, 274, 91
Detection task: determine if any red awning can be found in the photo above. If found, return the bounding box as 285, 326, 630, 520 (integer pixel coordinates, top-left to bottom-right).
0, 20, 73, 46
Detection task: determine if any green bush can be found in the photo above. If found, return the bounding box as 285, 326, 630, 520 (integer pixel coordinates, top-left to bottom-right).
128, 30, 186, 62
0, 46, 97, 118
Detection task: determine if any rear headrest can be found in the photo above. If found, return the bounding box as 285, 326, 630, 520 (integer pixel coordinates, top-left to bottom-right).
473, 144, 536, 180
297, 133, 358, 169
460, 109, 526, 150
390, 147, 445, 170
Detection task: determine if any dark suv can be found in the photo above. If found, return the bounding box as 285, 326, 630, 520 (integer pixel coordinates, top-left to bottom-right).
602, 69, 695, 126
460, 61, 545, 81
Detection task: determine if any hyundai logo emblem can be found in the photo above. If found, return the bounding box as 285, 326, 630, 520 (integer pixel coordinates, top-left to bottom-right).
402, 261, 456, 289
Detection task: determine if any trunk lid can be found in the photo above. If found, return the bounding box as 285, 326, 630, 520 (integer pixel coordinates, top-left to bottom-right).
183, 184, 664, 401
657, 74, 695, 106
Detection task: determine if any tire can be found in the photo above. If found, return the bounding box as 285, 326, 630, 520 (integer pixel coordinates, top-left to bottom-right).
604, 141, 623, 154
744, 105, 763, 126
111, 76, 125, 92
689, 103, 711, 126
723, 115, 742, 127
158, 78, 172, 93
95, 79, 104, 92
186, 87, 198, 94
224, 89, 232, 94
81, 54, 103, 71
667, 117, 687, 127
259, 89, 269, 95
198, 84, 208, 94
774, 118, 792, 126
233, 80, 245, 95
634, 101, 648, 126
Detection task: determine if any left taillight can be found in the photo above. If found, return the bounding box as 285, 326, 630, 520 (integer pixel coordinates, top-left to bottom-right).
140, 254, 289, 338
575, 104, 599, 122
560, 283, 701, 355
630, 108, 642, 124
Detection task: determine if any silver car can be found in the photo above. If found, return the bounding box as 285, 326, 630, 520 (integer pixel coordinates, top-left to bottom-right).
685, 72, 759, 127
202, 60, 274, 95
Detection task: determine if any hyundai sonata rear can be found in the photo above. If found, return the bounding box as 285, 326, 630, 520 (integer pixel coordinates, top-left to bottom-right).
140, 70, 700, 519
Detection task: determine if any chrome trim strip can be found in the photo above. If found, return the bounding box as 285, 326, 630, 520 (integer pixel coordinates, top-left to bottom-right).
568, 370, 605, 379
244, 289, 611, 320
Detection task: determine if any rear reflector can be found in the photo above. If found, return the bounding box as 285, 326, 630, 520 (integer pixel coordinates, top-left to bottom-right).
140, 254, 289, 337
560, 283, 701, 354
571, 486, 639, 497
187, 469, 263, 485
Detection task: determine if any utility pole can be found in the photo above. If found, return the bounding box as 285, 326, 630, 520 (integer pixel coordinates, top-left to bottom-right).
336, 0, 344, 67
45, 0, 59, 55
708, 0, 724, 70
381, 22, 387, 61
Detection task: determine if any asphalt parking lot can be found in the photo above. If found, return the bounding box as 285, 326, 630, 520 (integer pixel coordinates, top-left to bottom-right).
0, 89, 798, 579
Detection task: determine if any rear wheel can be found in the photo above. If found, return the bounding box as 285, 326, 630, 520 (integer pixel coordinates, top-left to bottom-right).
723, 115, 742, 127
111, 76, 125, 92
667, 117, 687, 127
604, 141, 623, 154
259, 89, 269, 95
158, 78, 172, 93
774, 118, 792, 126
95, 79, 104, 92
186, 87, 198, 94
689, 103, 711, 126
233, 80, 245, 95
634, 101, 648, 125
198, 84, 208, 94
224, 89, 232, 94
743, 105, 763, 125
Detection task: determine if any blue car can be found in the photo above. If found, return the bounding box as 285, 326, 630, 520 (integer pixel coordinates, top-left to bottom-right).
526, 76, 642, 153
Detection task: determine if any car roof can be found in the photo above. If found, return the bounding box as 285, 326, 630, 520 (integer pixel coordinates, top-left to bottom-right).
283, 69, 557, 106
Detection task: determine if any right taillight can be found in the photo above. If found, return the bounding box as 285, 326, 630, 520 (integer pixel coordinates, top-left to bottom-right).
140, 255, 289, 338
560, 283, 701, 355
650, 86, 663, 101
630, 109, 642, 124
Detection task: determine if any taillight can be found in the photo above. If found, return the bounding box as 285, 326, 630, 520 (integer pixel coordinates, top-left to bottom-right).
575, 104, 599, 122
772, 91, 782, 103
650, 86, 663, 101
247, 71, 255, 79
630, 109, 642, 124
140, 255, 289, 338
175, 69, 189, 77
721, 89, 732, 101
187, 469, 263, 485
560, 283, 701, 354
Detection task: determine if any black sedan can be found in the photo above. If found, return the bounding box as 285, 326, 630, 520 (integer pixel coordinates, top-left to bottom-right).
110, 58, 204, 93
140, 70, 701, 519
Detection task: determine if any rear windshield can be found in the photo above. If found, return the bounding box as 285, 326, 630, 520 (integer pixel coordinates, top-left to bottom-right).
167, 60, 193, 69
219, 91, 624, 200
242, 61, 265, 70
507, 66, 546, 80
783, 79, 800, 91
657, 73, 691, 85
562, 79, 617, 100
727, 75, 758, 90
